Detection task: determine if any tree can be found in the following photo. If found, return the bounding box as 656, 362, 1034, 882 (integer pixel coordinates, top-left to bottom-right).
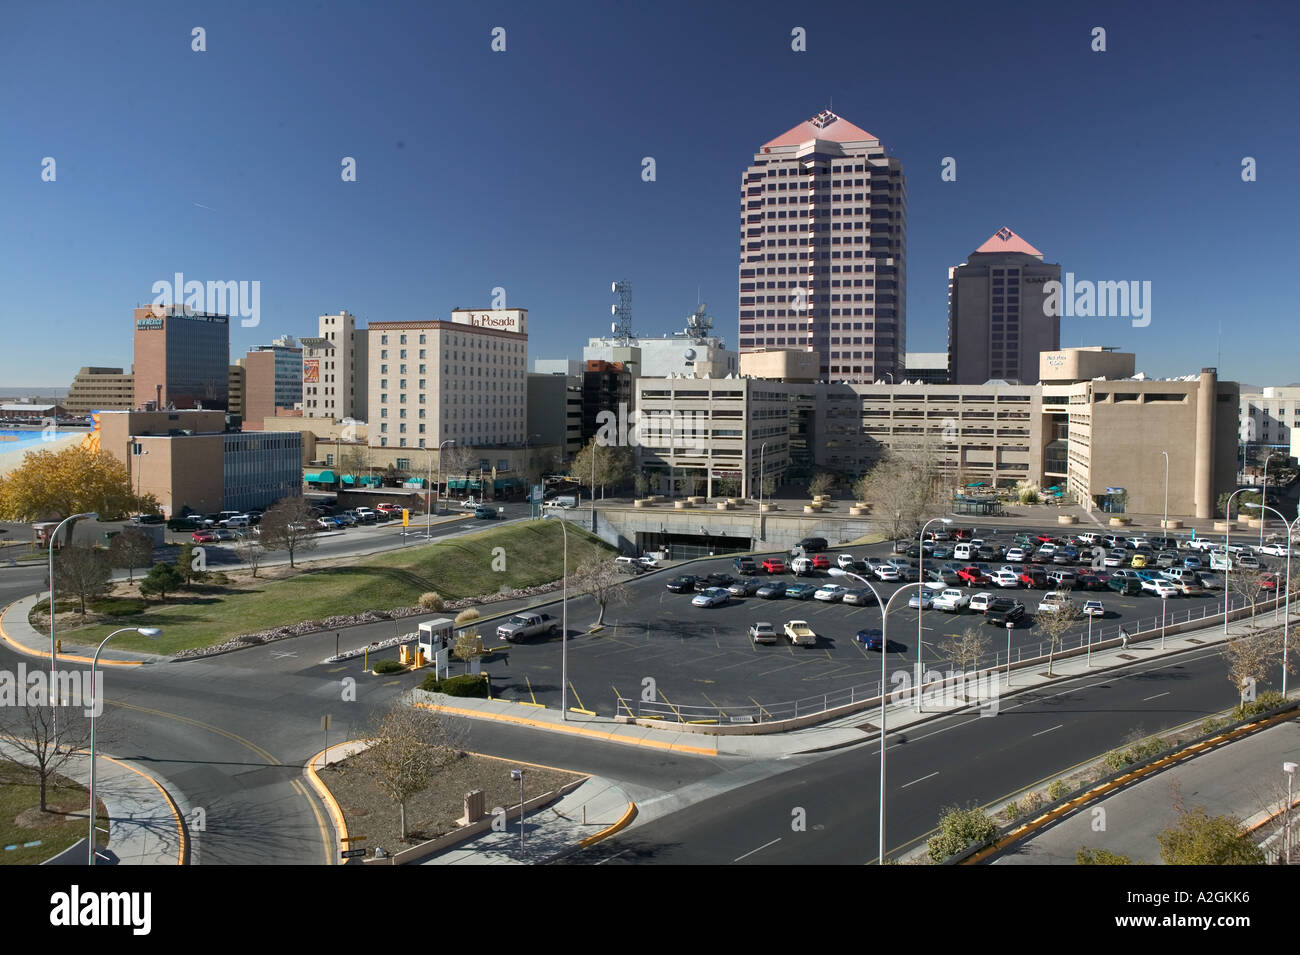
573, 558, 627, 627
1227, 567, 1270, 629
1036, 598, 1081, 677
362, 705, 458, 841
634, 473, 650, 498
808, 472, 835, 499
927, 805, 998, 863
258, 496, 318, 569
175, 542, 208, 586
854, 445, 947, 544
54, 544, 111, 617
0, 702, 92, 813
451, 630, 485, 675
336, 443, 368, 482
1218, 489, 1261, 519
679, 472, 702, 497
572, 437, 634, 499
1077, 847, 1136, 865
1222, 628, 1284, 704
940, 625, 990, 685
1157, 805, 1265, 865
762, 473, 777, 499
441, 444, 479, 496
139, 563, 184, 602
108, 529, 153, 583
0, 444, 157, 522
235, 534, 264, 578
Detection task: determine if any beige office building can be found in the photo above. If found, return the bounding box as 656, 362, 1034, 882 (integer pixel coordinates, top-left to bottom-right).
302, 311, 368, 421
65, 367, 135, 413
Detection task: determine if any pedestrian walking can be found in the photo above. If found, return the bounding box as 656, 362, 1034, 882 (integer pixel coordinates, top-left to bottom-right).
1120, 628, 1129, 650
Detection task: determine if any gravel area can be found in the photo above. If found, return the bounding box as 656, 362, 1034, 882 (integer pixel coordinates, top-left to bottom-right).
319, 749, 584, 855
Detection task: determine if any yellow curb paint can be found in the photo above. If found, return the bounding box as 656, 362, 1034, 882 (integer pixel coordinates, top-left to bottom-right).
305, 745, 351, 866
84, 753, 188, 866
0, 600, 145, 666
413, 702, 717, 755
578, 802, 638, 849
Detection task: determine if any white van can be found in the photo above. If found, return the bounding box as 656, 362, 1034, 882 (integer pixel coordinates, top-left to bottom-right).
953, 543, 973, 560
1209, 551, 1231, 572
791, 556, 814, 576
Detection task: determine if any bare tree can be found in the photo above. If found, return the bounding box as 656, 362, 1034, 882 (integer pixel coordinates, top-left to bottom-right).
1036, 599, 1081, 677
258, 496, 318, 569
107, 529, 153, 583
54, 544, 112, 617
451, 629, 486, 675
1222, 628, 1284, 704
235, 533, 264, 579
441, 444, 480, 498
1228, 567, 1270, 630
362, 705, 459, 841
0, 703, 92, 812
573, 558, 627, 627
939, 625, 991, 703
808, 472, 835, 499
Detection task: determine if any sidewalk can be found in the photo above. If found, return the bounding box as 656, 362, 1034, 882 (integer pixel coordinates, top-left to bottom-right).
0, 740, 186, 865
994, 719, 1300, 865
1, 593, 170, 662
421, 776, 635, 865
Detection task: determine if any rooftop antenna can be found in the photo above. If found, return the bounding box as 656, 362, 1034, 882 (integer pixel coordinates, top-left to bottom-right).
610, 280, 634, 344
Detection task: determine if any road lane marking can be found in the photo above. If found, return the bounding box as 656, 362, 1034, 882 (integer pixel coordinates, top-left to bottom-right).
734, 837, 781, 862
901, 771, 939, 789
1032, 724, 1063, 737
1143, 691, 1171, 701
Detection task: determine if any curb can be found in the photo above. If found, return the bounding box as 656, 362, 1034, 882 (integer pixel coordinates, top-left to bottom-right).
0, 598, 147, 666
304, 744, 353, 866
98, 753, 189, 866
578, 801, 638, 849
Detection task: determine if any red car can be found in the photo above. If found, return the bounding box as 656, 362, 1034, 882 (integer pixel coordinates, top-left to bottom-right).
1036, 534, 1056, 544
958, 565, 989, 586
811, 554, 832, 570
762, 557, 786, 574
191, 530, 216, 543
376, 503, 401, 514
1260, 573, 1279, 591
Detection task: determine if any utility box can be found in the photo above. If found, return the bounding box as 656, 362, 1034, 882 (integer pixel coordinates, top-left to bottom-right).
460, 789, 486, 825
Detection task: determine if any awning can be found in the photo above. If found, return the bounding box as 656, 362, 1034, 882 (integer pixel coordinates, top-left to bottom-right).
304, 470, 336, 484
966, 481, 987, 487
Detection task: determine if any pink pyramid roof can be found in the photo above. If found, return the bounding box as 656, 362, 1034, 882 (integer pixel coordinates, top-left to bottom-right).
974, 227, 1043, 257
763, 109, 877, 149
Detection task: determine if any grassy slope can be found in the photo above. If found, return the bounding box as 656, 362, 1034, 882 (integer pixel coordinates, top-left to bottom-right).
64, 520, 613, 654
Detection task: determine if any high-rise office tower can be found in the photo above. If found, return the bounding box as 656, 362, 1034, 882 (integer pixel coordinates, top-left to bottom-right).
737, 109, 907, 382
301, 311, 368, 421
132, 305, 230, 411
947, 228, 1061, 385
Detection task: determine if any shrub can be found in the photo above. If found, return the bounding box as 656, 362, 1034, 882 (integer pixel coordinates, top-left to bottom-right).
372, 659, 405, 675
1231, 691, 1287, 722
1200, 717, 1228, 735
88, 597, 148, 616
1048, 779, 1068, 801
1022, 791, 1043, 814
927, 805, 998, 863
454, 608, 480, 626
1003, 801, 1022, 821
418, 591, 444, 611
208, 571, 231, 585
419, 673, 488, 697
1077, 847, 1134, 865
1103, 749, 1130, 771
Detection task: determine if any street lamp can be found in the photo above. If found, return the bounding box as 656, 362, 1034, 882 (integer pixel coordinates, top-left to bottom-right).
757, 441, 768, 543
510, 768, 525, 856
542, 511, 569, 720
1160, 450, 1169, 532
1160, 593, 1168, 649
1223, 487, 1252, 640
1245, 502, 1295, 696
88, 626, 162, 864
432, 439, 455, 536
915, 516, 952, 712
1261, 453, 1274, 548
839, 570, 923, 864
49, 511, 97, 727
1285, 761, 1297, 865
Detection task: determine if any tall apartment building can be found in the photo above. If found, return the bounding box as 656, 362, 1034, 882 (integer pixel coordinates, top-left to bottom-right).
301, 311, 367, 421
65, 367, 135, 413
132, 305, 230, 411
241, 336, 303, 429
1239, 387, 1300, 466
737, 109, 907, 383
947, 228, 1060, 385
366, 308, 528, 450
526, 373, 583, 459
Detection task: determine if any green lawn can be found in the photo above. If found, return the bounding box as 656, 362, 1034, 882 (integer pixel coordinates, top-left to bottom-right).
57, 520, 614, 654
0, 761, 104, 865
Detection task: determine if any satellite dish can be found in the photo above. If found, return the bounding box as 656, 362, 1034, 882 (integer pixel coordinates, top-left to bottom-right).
611, 322, 618, 334
611, 281, 618, 293
684, 347, 697, 361
611, 304, 617, 316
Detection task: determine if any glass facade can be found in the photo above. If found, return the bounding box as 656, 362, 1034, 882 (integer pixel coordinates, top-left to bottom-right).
223, 431, 302, 511
164, 314, 231, 410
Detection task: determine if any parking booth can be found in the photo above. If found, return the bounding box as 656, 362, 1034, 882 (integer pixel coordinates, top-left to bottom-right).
418, 618, 455, 675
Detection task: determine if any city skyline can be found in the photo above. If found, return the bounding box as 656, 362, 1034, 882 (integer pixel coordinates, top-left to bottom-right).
2, 1, 1296, 389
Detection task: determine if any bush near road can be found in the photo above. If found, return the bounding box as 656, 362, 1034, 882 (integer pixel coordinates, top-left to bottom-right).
46, 521, 613, 655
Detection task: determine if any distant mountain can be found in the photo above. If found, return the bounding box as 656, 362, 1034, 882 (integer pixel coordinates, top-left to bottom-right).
0, 387, 69, 401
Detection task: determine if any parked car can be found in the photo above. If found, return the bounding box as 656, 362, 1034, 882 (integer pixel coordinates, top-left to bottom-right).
1082, 600, 1106, 617
666, 576, 699, 593
1107, 577, 1142, 596
797, 537, 828, 553
932, 589, 970, 612
1018, 567, 1049, 588
733, 556, 758, 575
991, 569, 1021, 588
1036, 591, 1074, 613
957, 566, 988, 586
908, 592, 933, 610
749, 622, 779, 645
1257, 543, 1294, 558
791, 556, 815, 576
354, 507, 377, 522
729, 578, 763, 597
615, 556, 649, 574
1005, 547, 1027, 563
1103, 549, 1128, 568
836, 553, 858, 569
785, 583, 818, 600
1237, 553, 1262, 570
985, 599, 1026, 626
968, 592, 995, 613
191, 530, 217, 543
762, 557, 787, 574
784, 620, 817, 646
842, 588, 876, 606
1142, 579, 1179, 598
814, 584, 848, 602
1075, 573, 1107, 591
873, 565, 900, 582
756, 581, 788, 599
692, 587, 732, 608
703, 573, 736, 589
810, 554, 832, 570
855, 628, 884, 650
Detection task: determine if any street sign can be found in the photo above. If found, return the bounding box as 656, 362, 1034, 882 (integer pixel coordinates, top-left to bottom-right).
402, 508, 409, 526
341, 848, 367, 859
320, 715, 330, 731
340, 835, 366, 843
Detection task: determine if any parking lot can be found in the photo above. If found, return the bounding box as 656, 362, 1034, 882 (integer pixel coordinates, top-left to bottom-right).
471, 524, 1271, 721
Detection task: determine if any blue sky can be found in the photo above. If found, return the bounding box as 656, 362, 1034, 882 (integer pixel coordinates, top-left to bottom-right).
2, 0, 1296, 389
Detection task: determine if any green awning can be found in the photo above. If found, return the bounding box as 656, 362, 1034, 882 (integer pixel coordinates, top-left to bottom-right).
305, 470, 336, 484
341, 475, 357, 485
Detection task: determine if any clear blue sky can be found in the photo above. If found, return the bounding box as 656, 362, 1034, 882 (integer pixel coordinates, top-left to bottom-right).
2, 0, 1296, 389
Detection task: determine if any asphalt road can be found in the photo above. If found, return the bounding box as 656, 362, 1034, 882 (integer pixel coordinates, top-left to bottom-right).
564, 644, 1247, 865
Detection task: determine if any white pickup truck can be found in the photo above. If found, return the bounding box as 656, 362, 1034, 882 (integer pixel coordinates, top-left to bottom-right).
932, 589, 970, 612
495, 612, 561, 642
784, 620, 816, 647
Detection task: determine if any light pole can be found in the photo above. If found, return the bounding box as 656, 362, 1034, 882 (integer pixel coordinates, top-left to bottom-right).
1245, 502, 1295, 696
432, 439, 454, 536
48, 511, 97, 729
510, 768, 525, 856
543, 511, 569, 720
1087, 611, 1093, 667
841, 571, 922, 865
89, 626, 161, 864
916, 516, 953, 711
1161, 594, 1168, 649
1261, 453, 1273, 548
1285, 761, 1297, 865
757, 441, 768, 543
1224, 487, 1252, 639
1160, 450, 1169, 533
